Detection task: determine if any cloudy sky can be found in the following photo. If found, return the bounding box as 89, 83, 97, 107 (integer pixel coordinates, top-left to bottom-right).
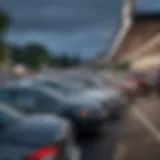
0, 0, 123, 59
0, 0, 158, 59
137, 0, 160, 12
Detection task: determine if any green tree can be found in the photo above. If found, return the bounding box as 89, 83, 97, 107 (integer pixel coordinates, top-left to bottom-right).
113, 62, 130, 70
0, 42, 11, 65
0, 9, 10, 33
0, 9, 10, 66
11, 45, 24, 64
48, 53, 82, 68
60, 53, 71, 67
71, 54, 81, 66
49, 56, 62, 67
23, 43, 49, 70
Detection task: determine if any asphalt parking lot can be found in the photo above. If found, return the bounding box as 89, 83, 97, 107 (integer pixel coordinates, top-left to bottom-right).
114, 94, 160, 160
2, 71, 160, 160
75, 94, 160, 160
78, 121, 119, 160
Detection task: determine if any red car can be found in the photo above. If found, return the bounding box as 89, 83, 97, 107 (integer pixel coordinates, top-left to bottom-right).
105, 73, 138, 103
128, 72, 151, 96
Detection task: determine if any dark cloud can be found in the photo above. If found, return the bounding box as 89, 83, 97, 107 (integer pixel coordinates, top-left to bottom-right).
1, 0, 122, 32
10, 18, 118, 33
1, 0, 123, 59
136, 0, 160, 12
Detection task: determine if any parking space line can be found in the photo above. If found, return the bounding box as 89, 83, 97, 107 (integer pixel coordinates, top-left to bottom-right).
132, 108, 160, 142
71, 145, 81, 160
114, 143, 126, 160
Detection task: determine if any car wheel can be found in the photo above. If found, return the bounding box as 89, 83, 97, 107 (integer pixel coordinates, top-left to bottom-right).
110, 111, 122, 120
138, 87, 150, 96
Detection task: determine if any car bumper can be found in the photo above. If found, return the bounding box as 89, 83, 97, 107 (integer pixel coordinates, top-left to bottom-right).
73, 116, 105, 132
108, 102, 127, 118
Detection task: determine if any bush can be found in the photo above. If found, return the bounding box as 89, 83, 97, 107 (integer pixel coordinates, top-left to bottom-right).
112, 62, 130, 70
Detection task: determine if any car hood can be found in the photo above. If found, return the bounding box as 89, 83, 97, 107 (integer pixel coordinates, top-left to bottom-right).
4, 114, 69, 147
66, 94, 101, 107
69, 88, 121, 102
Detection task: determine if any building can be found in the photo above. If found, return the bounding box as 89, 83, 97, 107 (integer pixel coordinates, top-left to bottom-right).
108, 0, 160, 64
93, 0, 136, 65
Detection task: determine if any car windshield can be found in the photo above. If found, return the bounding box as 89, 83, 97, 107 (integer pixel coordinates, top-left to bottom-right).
38, 86, 66, 101
0, 102, 23, 123
43, 81, 69, 91
42, 80, 83, 94
65, 76, 105, 89
8, 78, 36, 86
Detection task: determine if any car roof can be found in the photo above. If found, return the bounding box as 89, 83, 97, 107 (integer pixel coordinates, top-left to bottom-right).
1, 83, 36, 89
0, 101, 23, 118
0, 83, 66, 101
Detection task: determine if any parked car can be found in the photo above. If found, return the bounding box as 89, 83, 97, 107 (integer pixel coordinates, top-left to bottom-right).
40, 76, 128, 120
106, 73, 139, 102
7, 76, 127, 120
128, 72, 152, 96
0, 101, 74, 160
0, 85, 106, 133
150, 71, 160, 95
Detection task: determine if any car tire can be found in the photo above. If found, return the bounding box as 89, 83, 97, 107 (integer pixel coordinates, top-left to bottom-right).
138, 87, 150, 96
110, 112, 121, 121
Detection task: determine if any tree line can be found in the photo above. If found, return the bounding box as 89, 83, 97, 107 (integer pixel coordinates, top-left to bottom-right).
0, 9, 129, 71
0, 9, 82, 71
11, 44, 82, 70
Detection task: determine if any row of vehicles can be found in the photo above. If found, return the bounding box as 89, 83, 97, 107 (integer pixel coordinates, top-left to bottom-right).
104, 71, 156, 99
0, 70, 144, 160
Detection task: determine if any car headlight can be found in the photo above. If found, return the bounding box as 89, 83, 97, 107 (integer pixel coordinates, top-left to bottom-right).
79, 109, 89, 117
79, 108, 103, 117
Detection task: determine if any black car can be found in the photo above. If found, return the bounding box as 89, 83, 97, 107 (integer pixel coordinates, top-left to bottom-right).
9, 77, 126, 120
0, 101, 74, 160
0, 85, 106, 133
40, 78, 128, 120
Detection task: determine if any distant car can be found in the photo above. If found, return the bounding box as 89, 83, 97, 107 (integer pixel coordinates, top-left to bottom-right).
128, 72, 151, 96
42, 76, 128, 120
0, 101, 74, 160
8, 76, 127, 120
107, 73, 139, 102
150, 71, 160, 94
64, 75, 129, 118
0, 85, 106, 133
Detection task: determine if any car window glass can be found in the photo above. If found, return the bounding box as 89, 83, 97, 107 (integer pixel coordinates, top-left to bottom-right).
0, 103, 21, 124
0, 110, 12, 124
35, 90, 62, 113
0, 89, 11, 101
15, 89, 36, 108
44, 82, 61, 90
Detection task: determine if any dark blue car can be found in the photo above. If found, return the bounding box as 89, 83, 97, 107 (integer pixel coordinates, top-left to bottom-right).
0, 101, 74, 160
0, 85, 106, 133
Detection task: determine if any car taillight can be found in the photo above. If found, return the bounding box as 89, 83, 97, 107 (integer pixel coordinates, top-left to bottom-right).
139, 79, 148, 85
28, 146, 59, 160
122, 86, 132, 95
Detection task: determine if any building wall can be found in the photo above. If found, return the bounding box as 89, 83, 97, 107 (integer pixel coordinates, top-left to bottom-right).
106, 0, 135, 61
111, 20, 160, 61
